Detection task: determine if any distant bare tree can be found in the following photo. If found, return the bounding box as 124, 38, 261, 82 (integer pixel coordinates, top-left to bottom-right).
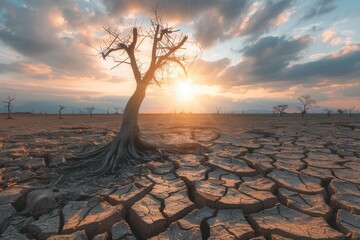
58, 105, 66, 119
114, 106, 124, 114
78, 108, 86, 115
107, 108, 109, 115
349, 107, 355, 116
272, 105, 288, 117
323, 108, 332, 118
272, 106, 277, 116
337, 109, 344, 115
113, 107, 120, 114
216, 107, 222, 114
2, 96, 15, 119
297, 95, 316, 118
86, 106, 95, 118
278, 105, 288, 117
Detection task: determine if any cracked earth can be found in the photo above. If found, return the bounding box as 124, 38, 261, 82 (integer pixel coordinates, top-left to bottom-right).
0, 114, 360, 239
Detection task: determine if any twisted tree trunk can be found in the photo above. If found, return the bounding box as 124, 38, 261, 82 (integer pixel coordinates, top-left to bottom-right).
68, 83, 155, 176
7, 104, 11, 119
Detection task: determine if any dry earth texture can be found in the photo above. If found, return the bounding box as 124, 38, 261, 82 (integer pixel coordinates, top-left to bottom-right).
0, 113, 360, 240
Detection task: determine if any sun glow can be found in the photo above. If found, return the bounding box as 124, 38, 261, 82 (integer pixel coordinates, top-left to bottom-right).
175, 79, 195, 102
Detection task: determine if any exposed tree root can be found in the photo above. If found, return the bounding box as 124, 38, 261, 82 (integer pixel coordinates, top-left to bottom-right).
63, 123, 211, 177
64, 126, 156, 177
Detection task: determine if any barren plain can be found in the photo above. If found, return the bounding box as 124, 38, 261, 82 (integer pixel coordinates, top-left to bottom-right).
0, 114, 359, 239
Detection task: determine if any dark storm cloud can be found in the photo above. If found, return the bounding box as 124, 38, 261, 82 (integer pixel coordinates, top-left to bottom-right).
242, 35, 311, 72
101, 0, 218, 19
286, 50, 360, 80
102, 0, 293, 48
301, 0, 336, 21
192, 0, 249, 47
240, 0, 293, 37
194, 0, 293, 47
223, 36, 311, 85
222, 36, 360, 87
0, 0, 107, 77
0, 63, 24, 74
193, 13, 229, 48
102, 0, 247, 47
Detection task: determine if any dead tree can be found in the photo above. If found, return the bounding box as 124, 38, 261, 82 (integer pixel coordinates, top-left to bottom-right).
272, 106, 277, 116
2, 96, 15, 119
297, 95, 316, 118
68, 12, 196, 176
58, 105, 65, 119
78, 108, 86, 115
113, 107, 123, 114
216, 107, 222, 114
278, 105, 288, 117
323, 108, 332, 118
349, 107, 355, 116
272, 105, 288, 117
86, 106, 95, 118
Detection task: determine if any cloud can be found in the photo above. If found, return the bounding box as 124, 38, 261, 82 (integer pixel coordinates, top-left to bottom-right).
101, 0, 218, 20
0, 0, 107, 77
103, 0, 248, 47
286, 49, 360, 80
102, 0, 293, 48
0, 62, 52, 78
222, 35, 311, 85
301, 0, 336, 20
237, 0, 293, 38
189, 58, 231, 85
194, 0, 293, 47
322, 30, 342, 45
221, 35, 360, 88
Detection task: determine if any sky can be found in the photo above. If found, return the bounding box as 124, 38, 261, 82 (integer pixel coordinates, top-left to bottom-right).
0, 0, 359, 114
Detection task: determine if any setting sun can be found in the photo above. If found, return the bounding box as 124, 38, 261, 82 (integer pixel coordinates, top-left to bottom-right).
176, 79, 195, 102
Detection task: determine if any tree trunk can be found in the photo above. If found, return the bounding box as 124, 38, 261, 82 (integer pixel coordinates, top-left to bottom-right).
7, 104, 11, 119
121, 84, 146, 129
68, 83, 156, 176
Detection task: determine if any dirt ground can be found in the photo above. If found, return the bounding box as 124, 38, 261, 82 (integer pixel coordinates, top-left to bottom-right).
0, 113, 359, 239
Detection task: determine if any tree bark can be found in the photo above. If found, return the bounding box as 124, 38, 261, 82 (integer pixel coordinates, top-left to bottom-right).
7, 104, 11, 119
67, 83, 156, 176
120, 84, 146, 128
